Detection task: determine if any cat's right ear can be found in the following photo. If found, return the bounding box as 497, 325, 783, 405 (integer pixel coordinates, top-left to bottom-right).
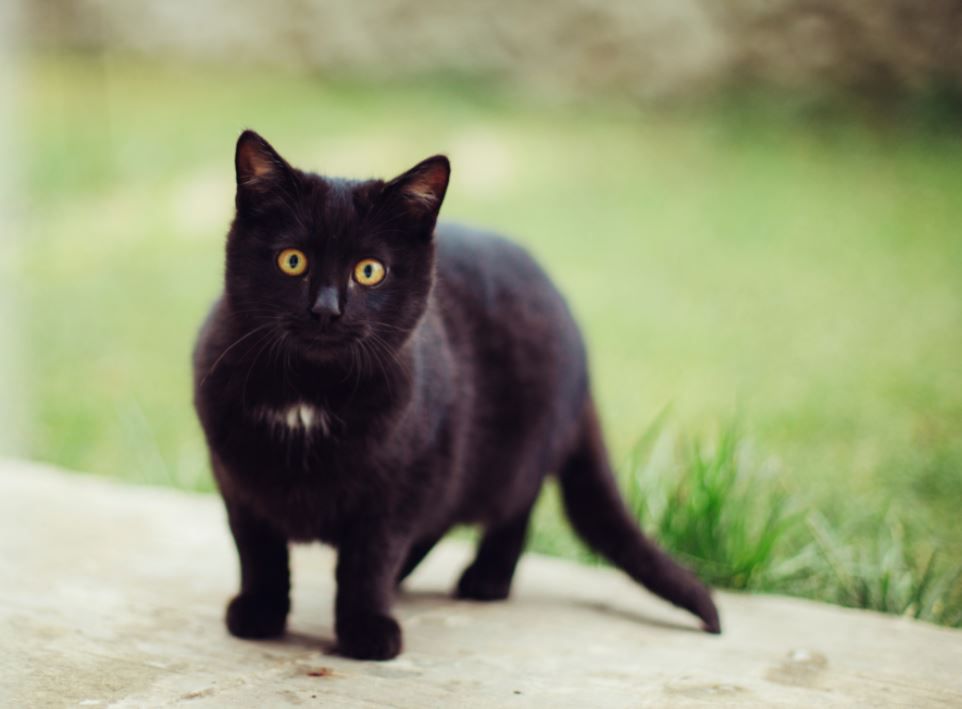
381, 155, 450, 238
234, 130, 293, 206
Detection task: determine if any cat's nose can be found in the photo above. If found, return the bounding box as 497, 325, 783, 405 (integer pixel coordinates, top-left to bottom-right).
310, 286, 342, 325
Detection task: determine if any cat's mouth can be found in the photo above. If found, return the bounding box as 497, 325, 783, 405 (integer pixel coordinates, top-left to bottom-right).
299, 330, 352, 348
287, 324, 362, 356
283, 321, 393, 363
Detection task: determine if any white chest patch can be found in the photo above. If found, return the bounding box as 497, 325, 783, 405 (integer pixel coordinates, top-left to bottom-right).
256, 402, 331, 437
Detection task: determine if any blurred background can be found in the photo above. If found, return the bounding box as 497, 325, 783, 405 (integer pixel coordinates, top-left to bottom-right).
3, 1, 961, 624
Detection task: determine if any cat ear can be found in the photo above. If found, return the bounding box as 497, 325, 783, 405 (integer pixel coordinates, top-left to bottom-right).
384, 155, 450, 228
235, 130, 291, 189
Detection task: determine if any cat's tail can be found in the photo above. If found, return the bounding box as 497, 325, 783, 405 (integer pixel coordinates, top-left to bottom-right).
557, 399, 721, 634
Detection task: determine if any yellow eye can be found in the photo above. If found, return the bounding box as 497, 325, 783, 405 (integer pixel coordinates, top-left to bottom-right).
277, 248, 308, 276
354, 258, 386, 287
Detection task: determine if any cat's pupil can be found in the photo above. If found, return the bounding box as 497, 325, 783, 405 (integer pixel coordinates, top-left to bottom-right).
364, 264, 372, 277
289, 255, 299, 268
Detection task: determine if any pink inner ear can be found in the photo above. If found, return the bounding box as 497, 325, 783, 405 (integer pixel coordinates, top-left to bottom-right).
238, 147, 276, 182
247, 156, 275, 179
403, 163, 448, 209
236, 132, 284, 185
404, 183, 440, 208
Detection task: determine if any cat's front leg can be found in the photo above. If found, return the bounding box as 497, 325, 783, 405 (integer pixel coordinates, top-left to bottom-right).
223, 499, 291, 639
334, 524, 406, 660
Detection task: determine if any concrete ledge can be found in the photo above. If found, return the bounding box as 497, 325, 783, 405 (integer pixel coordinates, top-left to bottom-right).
2, 460, 961, 707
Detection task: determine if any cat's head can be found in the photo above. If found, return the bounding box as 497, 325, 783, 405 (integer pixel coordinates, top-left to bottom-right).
224, 130, 449, 363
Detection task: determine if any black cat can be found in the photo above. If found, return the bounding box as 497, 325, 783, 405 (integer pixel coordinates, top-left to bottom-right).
193, 130, 720, 661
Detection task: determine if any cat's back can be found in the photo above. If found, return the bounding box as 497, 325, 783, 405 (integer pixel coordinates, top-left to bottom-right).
431, 224, 588, 511
433, 222, 588, 409
434, 223, 576, 328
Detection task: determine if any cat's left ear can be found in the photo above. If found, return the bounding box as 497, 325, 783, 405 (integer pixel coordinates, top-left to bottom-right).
234, 130, 298, 214
235, 130, 292, 186
383, 155, 450, 233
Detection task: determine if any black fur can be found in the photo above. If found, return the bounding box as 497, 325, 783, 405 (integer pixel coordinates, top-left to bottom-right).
193, 130, 720, 661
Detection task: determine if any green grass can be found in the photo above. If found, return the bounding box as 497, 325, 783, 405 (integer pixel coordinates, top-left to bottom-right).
626, 418, 962, 626
10, 53, 962, 626
626, 416, 794, 591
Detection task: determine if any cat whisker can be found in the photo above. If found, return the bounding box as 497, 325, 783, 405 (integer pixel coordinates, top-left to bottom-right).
200, 322, 276, 387
367, 331, 411, 378
359, 337, 395, 398
240, 326, 285, 407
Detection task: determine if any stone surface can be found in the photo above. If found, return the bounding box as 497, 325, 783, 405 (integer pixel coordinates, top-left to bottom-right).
2, 460, 961, 708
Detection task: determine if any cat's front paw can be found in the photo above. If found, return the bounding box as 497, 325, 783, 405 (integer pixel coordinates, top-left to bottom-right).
226, 592, 289, 639
336, 613, 402, 660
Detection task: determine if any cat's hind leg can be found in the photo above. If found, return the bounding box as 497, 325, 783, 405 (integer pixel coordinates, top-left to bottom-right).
456, 504, 534, 601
